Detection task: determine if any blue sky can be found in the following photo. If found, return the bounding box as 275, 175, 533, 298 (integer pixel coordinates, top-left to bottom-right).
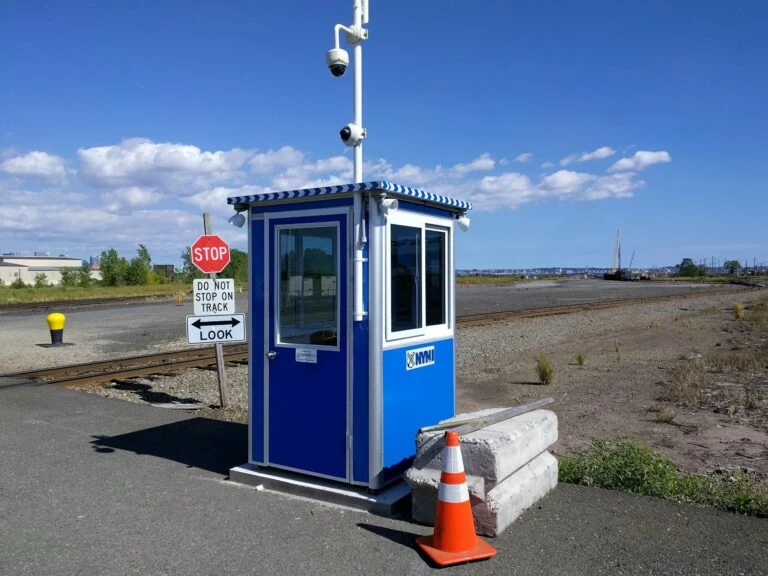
1, 0, 766, 269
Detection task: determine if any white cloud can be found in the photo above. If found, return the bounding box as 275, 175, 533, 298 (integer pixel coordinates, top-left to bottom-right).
452, 153, 495, 174
608, 150, 671, 173
183, 185, 268, 211
583, 172, 645, 200
560, 146, 616, 167
102, 186, 163, 207
249, 146, 304, 174
0, 151, 68, 181
540, 170, 595, 194
513, 152, 534, 163
540, 161, 555, 169
1, 138, 669, 262
78, 138, 252, 188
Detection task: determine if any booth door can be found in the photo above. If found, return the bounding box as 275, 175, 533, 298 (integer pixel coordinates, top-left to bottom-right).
266, 214, 349, 481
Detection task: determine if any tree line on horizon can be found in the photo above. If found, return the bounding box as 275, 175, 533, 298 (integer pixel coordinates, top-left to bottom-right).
0, 244, 248, 289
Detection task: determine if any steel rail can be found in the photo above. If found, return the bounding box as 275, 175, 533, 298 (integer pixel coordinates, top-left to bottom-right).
0, 344, 248, 385
456, 286, 762, 328
2, 285, 761, 387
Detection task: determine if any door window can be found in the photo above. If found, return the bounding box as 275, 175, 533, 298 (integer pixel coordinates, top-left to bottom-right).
277, 225, 338, 347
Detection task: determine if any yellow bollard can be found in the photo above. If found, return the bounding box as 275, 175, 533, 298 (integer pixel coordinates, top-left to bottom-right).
176, 289, 183, 306
46, 312, 66, 345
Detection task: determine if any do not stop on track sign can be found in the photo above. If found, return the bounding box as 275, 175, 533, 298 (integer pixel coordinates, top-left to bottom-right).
191, 234, 230, 274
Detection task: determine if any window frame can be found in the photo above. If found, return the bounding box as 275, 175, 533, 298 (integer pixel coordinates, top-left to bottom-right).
384, 210, 453, 343
274, 221, 341, 351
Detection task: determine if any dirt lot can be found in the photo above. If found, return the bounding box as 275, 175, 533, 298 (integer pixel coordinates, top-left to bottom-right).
456, 289, 768, 480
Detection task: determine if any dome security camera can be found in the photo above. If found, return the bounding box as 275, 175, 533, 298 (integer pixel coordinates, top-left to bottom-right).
326, 48, 349, 77
339, 122, 365, 147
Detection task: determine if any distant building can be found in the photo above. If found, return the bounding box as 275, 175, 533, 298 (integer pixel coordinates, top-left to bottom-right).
153, 264, 175, 281
0, 255, 101, 286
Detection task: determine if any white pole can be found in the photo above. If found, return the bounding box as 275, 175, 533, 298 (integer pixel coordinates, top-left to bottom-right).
352, 0, 365, 321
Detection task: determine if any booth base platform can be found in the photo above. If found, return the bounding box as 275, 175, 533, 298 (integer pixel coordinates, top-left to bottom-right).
229, 464, 411, 516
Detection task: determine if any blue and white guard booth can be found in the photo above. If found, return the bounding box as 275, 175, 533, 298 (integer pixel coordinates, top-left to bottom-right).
227, 181, 471, 491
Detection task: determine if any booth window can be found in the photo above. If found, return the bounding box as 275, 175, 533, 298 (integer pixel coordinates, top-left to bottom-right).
388, 217, 451, 340
277, 225, 338, 347
390, 224, 422, 333
426, 228, 446, 326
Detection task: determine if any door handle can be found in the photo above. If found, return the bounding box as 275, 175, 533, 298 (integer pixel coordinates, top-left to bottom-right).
266, 351, 278, 360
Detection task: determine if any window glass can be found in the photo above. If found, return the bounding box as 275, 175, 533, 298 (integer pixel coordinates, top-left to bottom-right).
278, 226, 338, 346
426, 229, 446, 326
390, 224, 422, 333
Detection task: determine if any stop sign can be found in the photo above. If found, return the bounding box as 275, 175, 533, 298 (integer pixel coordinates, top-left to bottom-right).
191, 234, 230, 274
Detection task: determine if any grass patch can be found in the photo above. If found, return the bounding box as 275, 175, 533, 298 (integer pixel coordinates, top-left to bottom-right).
576, 353, 586, 367
534, 352, 554, 385
659, 359, 707, 405
707, 353, 762, 373
732, 300, 745, 320
0, 284, 190, 306
613, 340, 622, 363
652, 406, 677, 423
648, 319, 663, 328
745, 298, 768, 329
559, 438, 768, 517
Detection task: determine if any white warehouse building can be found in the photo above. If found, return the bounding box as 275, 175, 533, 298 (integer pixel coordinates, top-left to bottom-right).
0, 255, 98, 286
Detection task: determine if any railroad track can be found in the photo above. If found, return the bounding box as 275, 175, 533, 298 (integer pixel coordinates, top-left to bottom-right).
0, 344, 248, 388
2, 285, 762, 387
455, 285, 764, 327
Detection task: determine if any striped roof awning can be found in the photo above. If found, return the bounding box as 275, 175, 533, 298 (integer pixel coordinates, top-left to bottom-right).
227, 180, 471, 212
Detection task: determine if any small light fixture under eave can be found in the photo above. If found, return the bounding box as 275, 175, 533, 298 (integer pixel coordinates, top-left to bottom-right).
377, 197, 399, 216
228, 212, 246, 228
456, 214, 471, 232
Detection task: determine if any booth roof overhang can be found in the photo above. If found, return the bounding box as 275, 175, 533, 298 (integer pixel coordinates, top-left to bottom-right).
227, 180, 472, 213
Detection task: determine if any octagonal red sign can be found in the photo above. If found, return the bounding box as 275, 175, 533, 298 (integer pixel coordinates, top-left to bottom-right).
191, 234, 230, 274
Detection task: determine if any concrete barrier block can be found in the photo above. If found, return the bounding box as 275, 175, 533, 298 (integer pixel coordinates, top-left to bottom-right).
417, 408, 558, 489
473, 451, 558, 537
405, 468, 485, 526
409, 451, 558, 536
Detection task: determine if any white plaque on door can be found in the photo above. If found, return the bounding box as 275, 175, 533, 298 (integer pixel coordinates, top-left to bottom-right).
295, 348, 317, 364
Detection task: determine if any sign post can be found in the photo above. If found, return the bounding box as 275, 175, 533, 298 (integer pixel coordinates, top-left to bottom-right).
197, 213, 229, 408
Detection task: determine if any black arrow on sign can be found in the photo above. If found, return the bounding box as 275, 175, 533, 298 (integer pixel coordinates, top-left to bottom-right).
192, 317, 241, 329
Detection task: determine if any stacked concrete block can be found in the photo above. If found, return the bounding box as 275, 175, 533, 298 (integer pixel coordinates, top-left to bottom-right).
405, 408, 558, 537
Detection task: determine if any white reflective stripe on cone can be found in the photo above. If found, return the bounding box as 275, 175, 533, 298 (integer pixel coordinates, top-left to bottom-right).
443, 446, 464, 473
438, 482, 470, 504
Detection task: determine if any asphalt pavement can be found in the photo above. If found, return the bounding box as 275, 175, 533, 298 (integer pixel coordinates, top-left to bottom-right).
1, 382, 766, 576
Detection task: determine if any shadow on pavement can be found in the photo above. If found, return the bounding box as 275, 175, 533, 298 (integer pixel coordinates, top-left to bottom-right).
357, 522, 419, 549
90, 417, 247, 475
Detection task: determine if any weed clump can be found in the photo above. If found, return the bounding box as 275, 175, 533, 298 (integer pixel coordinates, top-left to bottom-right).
575, 353, 586, 367
659, 359, 707, 405
559, 438, 768, 517
534, 352, 554, 385
732, 300, 745, 320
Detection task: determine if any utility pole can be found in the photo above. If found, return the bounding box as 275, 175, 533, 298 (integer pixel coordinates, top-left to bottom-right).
327, 0, 369, 322
203, 212, 229, 409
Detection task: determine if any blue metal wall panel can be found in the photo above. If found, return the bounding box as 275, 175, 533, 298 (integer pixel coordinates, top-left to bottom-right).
381, 337, 455, 483
250, 219, 265, 464
250, 198, 352, 215
352, 217, 369, 484
397, 201, 454, 219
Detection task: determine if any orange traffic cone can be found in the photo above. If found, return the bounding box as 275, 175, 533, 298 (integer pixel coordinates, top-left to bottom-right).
416, 430, 496, 567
